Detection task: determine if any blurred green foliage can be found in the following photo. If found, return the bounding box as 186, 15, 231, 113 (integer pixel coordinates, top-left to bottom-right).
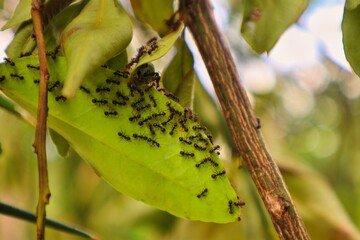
1, 0, 360, 239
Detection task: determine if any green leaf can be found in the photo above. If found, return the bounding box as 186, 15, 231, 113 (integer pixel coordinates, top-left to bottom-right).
163, 37, 195, 108
1, 0, 32, 30
241, 0, 308, 54
0, 202, 94, 239
61, 0, 133, 98
0, 56, 241, 223
342, 5, 360, 77
134, 22, 184, 71
345, 0, 360, 10
130, 0, 173, 36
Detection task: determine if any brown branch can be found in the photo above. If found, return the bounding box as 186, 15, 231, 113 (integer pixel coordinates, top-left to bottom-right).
179, 1, 310, 239
31, 1, 51, 239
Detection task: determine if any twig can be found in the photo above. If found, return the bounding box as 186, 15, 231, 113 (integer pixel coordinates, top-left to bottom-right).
179, 1, 310, 239
31, 1, 51, 239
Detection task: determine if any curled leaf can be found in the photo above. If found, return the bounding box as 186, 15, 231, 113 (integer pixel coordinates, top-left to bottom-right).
1, 0, 31, 30
5, 21, 35, 58
61, 0, 133, 98
43, 0, 91, 51
5, 0, 90, 58
132, 22, 184, 72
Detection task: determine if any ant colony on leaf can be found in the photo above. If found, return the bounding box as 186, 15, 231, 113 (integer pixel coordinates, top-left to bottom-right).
0, 37, 244, 222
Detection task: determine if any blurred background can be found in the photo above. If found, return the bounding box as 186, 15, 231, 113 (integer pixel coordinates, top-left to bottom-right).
1, 0, 360, 239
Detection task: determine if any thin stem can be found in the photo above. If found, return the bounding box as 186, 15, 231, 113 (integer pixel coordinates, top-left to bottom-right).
179, 1, 310, 239
31, 1, 51, 239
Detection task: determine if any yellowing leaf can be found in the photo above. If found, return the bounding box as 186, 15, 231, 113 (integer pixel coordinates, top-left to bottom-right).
61, 0, 133, 98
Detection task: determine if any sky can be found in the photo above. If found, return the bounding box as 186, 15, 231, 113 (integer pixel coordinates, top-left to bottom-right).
269, 1, 349, 71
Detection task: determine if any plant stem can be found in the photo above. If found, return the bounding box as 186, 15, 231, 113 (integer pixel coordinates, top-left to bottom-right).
31, 1, 51, 239
179, 1, 310, 239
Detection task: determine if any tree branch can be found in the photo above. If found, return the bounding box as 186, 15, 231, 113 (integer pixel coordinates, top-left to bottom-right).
31, 1, 51, 239
179, 1, 310, 239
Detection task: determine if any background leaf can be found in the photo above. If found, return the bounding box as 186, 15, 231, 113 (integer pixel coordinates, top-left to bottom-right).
345, 0, 360, 10
241, 0, 308, 54
130, 0, 173, 36
192, 79, 234, 148
162, 36, 195, 108
61, 0, 133, 98
342, 4, 360, 77
104, 50, 128, 70
49, 129, 70, 157
279, 159, 360, 240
